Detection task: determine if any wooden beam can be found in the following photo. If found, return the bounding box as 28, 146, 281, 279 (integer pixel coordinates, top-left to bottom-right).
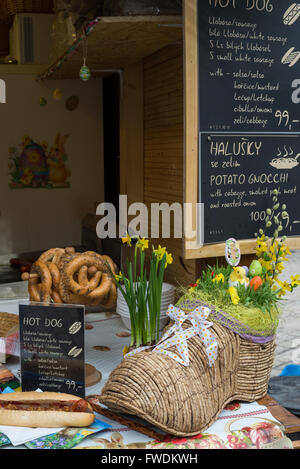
120, 62, 144, 206
183, 0, 199, 259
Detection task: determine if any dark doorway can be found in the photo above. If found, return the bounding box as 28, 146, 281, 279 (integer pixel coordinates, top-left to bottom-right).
102, 73, 120, 220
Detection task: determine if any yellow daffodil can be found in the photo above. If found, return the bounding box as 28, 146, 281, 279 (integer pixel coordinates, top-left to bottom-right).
165, 252, 173, 268
154, 245, 166, 261
122, 232, 132, 247
122, 345, 129, 357
228, 287, 240, 305
290, 275, 300, 288
212, 273, 225, 284
115, 271, 123, 282
137, 237, 149, 251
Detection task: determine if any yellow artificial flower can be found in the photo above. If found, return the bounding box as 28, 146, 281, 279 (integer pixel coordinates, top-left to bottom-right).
259, 258, 272, 272
122, 345, 129, 357
137, 237, 149, 252
277, 280, 292, 297
228, 287, 240, 305
212, 273, 224, 284
276, 262, 285, 273
290, 275, 300, 288
256, 237, 268, 256
122, 232, 132, 247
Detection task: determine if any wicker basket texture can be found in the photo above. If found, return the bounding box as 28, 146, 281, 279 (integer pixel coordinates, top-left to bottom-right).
100, 320, 276, 436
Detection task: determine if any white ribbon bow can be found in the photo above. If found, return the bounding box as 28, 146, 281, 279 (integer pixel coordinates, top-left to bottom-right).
125, 304, 218, 367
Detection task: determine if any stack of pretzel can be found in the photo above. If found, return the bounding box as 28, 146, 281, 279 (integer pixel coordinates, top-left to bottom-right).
21, 247, 117, 308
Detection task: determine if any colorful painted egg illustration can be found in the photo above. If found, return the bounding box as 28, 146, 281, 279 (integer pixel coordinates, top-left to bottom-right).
18, 137, 49, 186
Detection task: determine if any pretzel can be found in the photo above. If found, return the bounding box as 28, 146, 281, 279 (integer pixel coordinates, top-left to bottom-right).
78, 265, 102, 291
29, 261, 52, 303
38, 248, 65, 265
100, 282, 117, 309
46, 262, 60, 291
62, 254, 106, 296
86, 272, 112, 302
101, 255, 117, 276
28, 277, 41, 302
50, 289, 63, 304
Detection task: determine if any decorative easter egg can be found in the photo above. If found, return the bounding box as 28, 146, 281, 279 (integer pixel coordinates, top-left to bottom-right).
39, 97, 47, 107
249, 260, 263, 277
249, 276, 263, 291
79, 64, 91, 82
19, 140, 49, 187
225, 238, 241, 267
53, 88, 63, 100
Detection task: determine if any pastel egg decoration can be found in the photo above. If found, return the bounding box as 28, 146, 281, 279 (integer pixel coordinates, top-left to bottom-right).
80, 64, 91, 82
39, 97, 47, 107
18, 136, 49, 188
249, 260, 263, 277
225, 238, 241, 267
53, 88, 63, 101
249, 276, 263, 291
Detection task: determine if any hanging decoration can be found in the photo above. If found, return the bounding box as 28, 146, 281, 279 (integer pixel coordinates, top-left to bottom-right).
8, 134, 71, 189
53, 88, 63, 101
39, 97, 47, 107
79, 31, 91, 82
37, 18, 99, 82
66, 95, 79, 111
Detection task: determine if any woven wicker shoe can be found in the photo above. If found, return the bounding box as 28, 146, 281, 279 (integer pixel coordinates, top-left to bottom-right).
100, 321, 275, 436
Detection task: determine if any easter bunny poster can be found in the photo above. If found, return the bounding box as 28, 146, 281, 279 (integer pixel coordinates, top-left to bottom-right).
8, 133, 71, 189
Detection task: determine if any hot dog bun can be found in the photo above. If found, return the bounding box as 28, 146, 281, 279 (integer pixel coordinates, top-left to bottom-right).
0, 392, 95, 428
283, 3, 300, 25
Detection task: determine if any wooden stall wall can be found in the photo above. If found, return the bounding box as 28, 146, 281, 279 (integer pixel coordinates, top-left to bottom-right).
143, 44, 197, 288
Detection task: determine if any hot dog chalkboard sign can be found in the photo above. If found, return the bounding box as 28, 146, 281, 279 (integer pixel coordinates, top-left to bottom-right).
197, 1, 300, 243
19, 303, 86, 398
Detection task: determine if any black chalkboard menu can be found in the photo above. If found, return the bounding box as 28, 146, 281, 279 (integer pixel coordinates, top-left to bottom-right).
198, 1, 300, 243
19, 303, 85, 398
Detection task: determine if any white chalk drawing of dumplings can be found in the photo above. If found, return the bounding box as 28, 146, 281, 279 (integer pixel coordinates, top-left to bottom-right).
68, 346, 83, 358
283, 3, 300, 25
69, 322, 82, 335
282, 47, 300, 67
270, 157, 299, 169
